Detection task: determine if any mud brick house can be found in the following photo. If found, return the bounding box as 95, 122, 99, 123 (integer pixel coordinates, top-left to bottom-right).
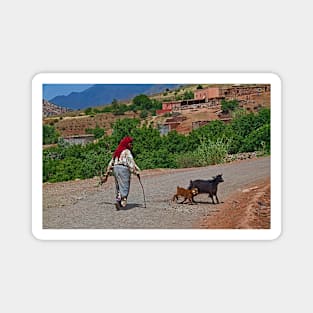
156, 101, 181, 115
156, 108, 172, 115
159, 85, 271, 115
194, 87, 221, 101
165, 116, 187, 124
158, 98, 206, 114
162, 100, 182, 110
192, 120, 210, 130
157, 84, 270, 133
194, 84, 270, 102
158, 116, 187, 135
62, 134, 95, 145
221, 85, 270, 98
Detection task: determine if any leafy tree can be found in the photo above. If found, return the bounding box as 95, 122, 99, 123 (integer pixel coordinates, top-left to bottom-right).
111, 99, 127, 115
84, 107, 93, 115
43, 158, 57, 182
226, 108, 270, 154
43, 139, 112, 182
241, 124, 270, 153
111, 118, 140, 146
128, 103, 137, 113
162, 131, 189, 154
131, 125, 162, 154
151, 99, 162, 110
231, 108, 247, 119
139, 110, 148, 119
255, 107, 270, 127
43, 124, 60, 144
183, 90, 194, 100
229, 112, 258, 138
221, 99, 239, 113
194, 137, 230, 166
132, 94, 152, 110
101, 105, 113, 113
85, 126, 105, 139
135, 149, 177, 169
188, 120, 227, 150
42, 107, 271, 183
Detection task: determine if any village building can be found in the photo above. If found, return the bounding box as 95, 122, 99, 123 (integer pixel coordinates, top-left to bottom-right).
159, 98, 206, 114
62, 134, 95, 145
162, 100, 181, 111
220, 84, 270, 98
158, 116, 187, 135
159, 84, 270, 115
194, 87, 221, 101
192, 120, 210, 130
156, 108, 172, 115
157, 84, 270, 134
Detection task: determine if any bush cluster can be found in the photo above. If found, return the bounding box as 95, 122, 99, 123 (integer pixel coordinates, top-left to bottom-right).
83, 94, 162, 117
43, 108, 270, 183
43, 124, 60, 144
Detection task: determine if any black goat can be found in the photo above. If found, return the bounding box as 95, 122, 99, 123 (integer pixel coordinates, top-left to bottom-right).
188, 174, 224, 204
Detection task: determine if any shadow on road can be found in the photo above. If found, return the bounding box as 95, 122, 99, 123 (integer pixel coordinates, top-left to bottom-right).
193, 200, 225, 205
99, 201, 143, 210
122, 203, 143, 210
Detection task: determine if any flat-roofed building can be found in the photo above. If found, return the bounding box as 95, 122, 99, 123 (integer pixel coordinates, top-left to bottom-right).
194, 87, 221, 101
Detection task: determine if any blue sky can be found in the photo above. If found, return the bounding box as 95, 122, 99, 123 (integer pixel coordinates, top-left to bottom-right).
43, 84, 93, 100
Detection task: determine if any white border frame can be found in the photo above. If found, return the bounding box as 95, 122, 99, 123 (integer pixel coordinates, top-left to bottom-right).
32, 73, 281, 240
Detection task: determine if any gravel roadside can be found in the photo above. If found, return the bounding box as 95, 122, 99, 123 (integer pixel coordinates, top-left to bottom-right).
43, 156, 270, 229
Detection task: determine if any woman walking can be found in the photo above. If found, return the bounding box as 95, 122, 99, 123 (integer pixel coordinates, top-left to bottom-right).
103, 136, 140, 210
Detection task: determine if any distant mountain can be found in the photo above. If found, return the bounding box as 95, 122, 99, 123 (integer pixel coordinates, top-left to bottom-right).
49, 84, 180, 110
43, 100, 72, 117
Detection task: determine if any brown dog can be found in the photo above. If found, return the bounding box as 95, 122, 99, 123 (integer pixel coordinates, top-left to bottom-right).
172, 186, 199, 204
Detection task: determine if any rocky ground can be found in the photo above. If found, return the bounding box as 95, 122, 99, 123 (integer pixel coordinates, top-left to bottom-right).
196, 177, 270, 229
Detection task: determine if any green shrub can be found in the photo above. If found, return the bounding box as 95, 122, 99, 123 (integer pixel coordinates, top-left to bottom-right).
139, 110, 148, 118
42, 107, 271, 183
221, 99, 239, 113
183, 90, 194, 100
43, 124, 60, 144
136, 150, 177, 169
133, 94, 153, 110
194, 137, 230, 166
241, 124, 270, 153
84, 107, 93, 115
176, 152, 201, 168
85, 126, 105, 139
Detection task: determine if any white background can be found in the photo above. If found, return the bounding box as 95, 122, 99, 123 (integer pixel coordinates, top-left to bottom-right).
0, 1, 311, 312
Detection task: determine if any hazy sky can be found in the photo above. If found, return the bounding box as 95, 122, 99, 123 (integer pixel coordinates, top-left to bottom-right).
43, 84, 93, 100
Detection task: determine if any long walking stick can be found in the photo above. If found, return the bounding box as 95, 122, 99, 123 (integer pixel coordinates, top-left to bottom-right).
137, 174, 146, 208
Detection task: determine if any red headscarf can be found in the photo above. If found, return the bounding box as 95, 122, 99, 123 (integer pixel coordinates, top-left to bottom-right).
113, 136, 133, 159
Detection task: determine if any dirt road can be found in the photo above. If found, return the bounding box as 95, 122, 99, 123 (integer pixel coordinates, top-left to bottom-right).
43, 156, 270, 229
